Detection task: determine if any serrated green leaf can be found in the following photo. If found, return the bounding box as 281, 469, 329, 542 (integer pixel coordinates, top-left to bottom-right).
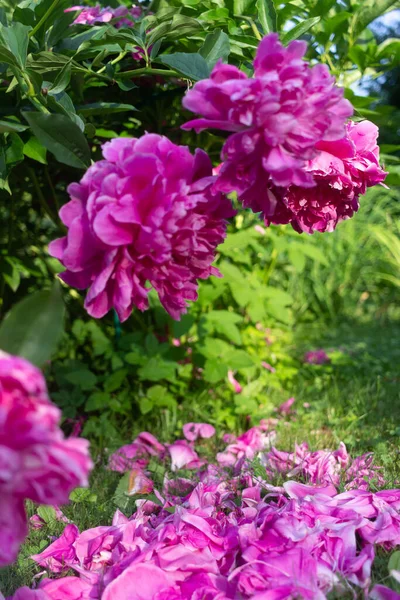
137, 357, 176, 381
104, 369, 128, 392
203, 359, 228, 383
65, 369, 97, 390
36, 506, 57, 523
85, 392, 110, 412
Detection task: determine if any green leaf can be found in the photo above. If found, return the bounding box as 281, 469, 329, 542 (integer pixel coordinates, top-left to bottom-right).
199, 29, 230, 68
85, 392, 110, 412
65, 369, 97, 390
199, 8, 229, 21
36, 506, 57, 523
0, 120, 28, 133
70, 488, 97, 503
0, 22, 31, 68
22, 112, 91, 169
256, 0, 277, 34
351, 0, 399, 39
27, 51, 72, 72
139, 397, 153, 414
203, 359, 228, 383
158, 52, 210, 81
172, 314, 194, 338
104, 369, 128, 392
282, 17, 321, 44
203, 310, 242, 345
389, 551, 400, 576
0, 282, 65, 366
198, 337, 231, 359
23, 136, 47, 164
225, 348, 255, 369
77, 102, 137, 116
234, 0, 256, 16
137, 357, 177, 381
49, 60, 71, 95
113, 472, 131, 509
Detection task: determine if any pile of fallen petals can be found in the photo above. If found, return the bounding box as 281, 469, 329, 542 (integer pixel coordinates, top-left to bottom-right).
7, 420, 400, 600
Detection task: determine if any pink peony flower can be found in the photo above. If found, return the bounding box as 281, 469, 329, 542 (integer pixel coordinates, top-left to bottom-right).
31, 524, 79, 573
267, 120, 387, 233
261, 361, 276, 373
49, 135, 235, 322
108, 431, 165, 472
183, 422, 216, 441
10, 422, 400, 600
126, 468, 154, 495
227, 370, 242, 394
370, 585, 400, 600
277, 396, 296, 416
65, 4, 141, 27
168, 440, 205, 471
0, 352, 92, 567
304, 349, 330, 364
182, 33, 353, 211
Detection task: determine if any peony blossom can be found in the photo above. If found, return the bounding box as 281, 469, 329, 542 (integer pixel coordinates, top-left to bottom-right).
277, 396, 296, 415
304, 349, 330, 364
183, 33, 353, 215
65, 4, 141, 26
168, 440, 205, 471
108, 431, 165, 472
49, 135, 235, 322
267, 120, 388, 233
183, 422, 216, 441
0, 352, 92, 567
227, 370, 242, 393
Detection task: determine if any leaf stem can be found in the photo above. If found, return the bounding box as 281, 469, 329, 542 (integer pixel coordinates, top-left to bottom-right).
29, 0, 61, 38
242, 17, 262, 41
28, 168, 65, 232
116, 67, 178, 80
96, 51, 128, 74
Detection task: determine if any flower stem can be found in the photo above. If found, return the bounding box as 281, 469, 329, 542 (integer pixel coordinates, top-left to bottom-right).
29, 0, 61, 38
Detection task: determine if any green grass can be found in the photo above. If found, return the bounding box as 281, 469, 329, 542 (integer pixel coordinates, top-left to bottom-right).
1, 320, 400, 597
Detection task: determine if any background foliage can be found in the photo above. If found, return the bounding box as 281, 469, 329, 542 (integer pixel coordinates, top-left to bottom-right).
0, 0, 399, 446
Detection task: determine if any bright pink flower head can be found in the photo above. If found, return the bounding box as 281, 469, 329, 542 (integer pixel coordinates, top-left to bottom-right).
168, 440, 205, 471
49, 135, 235, 322
183, 422, 216, 442
65, 5, 114, 24
65, 4, 141, 27
0, 352, 92, 566
182, 33, 353, 211
304, 349, 330, 364
227, 370, 242, 394
268, 120, 387, 233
